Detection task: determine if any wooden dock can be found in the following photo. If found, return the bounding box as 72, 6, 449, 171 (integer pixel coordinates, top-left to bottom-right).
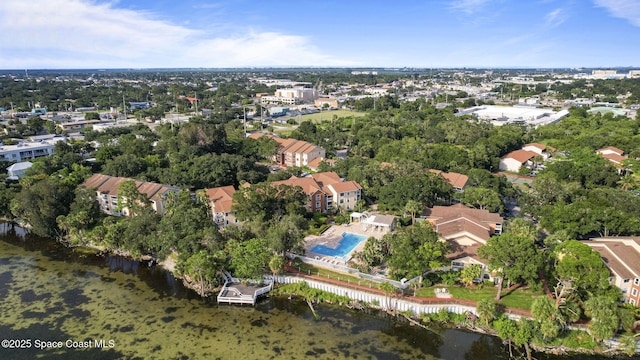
217, 273, 273, 305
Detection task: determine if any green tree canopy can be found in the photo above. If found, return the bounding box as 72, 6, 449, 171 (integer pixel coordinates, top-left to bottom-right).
386, 222, 449, 280
478, 232, 543, 300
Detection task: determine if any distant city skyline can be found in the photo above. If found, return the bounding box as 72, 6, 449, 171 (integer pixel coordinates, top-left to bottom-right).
0, 0, 639, 70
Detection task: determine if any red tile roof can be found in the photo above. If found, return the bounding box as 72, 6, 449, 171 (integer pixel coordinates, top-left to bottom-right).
502, 149, 537, 163
204, 185, 236, 214
327, 180, 362, 193
306, 157, 324, 170
271, 176, 323, 195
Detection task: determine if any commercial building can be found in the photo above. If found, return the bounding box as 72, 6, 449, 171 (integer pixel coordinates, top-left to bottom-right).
457, 105, 569, 127
260, 87, 318, 105
0, 136, 66, 162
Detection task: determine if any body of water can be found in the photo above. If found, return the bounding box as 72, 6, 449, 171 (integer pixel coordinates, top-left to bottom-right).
311, 232, 367, 257
0, 224, 632, 359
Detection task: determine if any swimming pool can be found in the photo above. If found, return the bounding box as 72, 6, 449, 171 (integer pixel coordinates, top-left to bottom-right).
310, 232, 368, 257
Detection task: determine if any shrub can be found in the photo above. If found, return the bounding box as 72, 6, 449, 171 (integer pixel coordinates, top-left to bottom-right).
441, 271, 460, 286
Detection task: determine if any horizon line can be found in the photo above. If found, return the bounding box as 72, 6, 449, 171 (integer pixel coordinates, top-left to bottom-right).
2, 66, 640, 72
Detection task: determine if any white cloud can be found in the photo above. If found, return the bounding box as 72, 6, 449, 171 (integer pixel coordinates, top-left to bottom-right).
593, 0, 640, 27
0, 0, 356, 68
449, 0, 493, 15
545, 8, 567, 28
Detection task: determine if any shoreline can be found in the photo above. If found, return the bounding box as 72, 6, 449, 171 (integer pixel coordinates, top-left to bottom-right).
0, 223, 636, 357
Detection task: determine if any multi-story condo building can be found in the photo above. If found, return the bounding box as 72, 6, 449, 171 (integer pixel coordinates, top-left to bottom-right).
248, 133, 325, 168
0, 136, 66, 162
270, 172, 362, 212
203, 185, 237, 227
585, 237, 640, 306
83, 174, 178, 217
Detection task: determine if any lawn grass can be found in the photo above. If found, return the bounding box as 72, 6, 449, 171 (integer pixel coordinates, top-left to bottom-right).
298, 109, 366, 124
273, 128, 294, 136
415, 284, 544, 311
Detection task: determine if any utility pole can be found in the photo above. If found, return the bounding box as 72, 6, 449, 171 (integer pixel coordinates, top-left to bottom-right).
123, 95, 127, 120
243, 106, 247, 138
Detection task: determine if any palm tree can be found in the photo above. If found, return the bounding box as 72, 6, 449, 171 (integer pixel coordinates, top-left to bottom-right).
476, 298, 497, 327
404, 200, 422, 225
379, 282, 396, 312
269, 254, 285, 283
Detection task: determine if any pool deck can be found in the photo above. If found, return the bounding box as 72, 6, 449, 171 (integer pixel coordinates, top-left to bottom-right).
304, 223, 388, 264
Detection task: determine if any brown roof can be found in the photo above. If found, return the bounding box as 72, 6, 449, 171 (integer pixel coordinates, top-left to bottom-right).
446, 242, 485, 264
395, 169, 468, 190
205, 185, 236, 213
596, 146, 624, 156
247, 132, 276, 140
600, 152, 627, 165
136, 181, 164, 201
310, 171, 342, 185
327, 180, 362, 193
424, 203, 503, 224
84, 175, 129, 196
502, 149, 538, 163
436, 217, 493, 243
306, 157, 324, 170
82, 174, 177, 201
271, 176, 323, 196
523, 143, 556, 152
585, 238, 640, 279
83, 173, 111, 190
441, 172, 469, 189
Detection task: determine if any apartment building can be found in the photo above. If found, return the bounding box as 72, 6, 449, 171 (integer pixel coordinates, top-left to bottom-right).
584, 237, 640, 306
271, 172, 362, 213
203, 185, 237, 227
248, 133, 325, 168
83, 174, 178, 217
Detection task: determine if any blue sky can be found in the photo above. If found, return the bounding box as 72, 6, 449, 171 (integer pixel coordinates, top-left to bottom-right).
0, 0, 639, 69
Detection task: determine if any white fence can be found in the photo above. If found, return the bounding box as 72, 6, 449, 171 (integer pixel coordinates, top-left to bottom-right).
265, 274, 519, 319
290, 254, 408, 288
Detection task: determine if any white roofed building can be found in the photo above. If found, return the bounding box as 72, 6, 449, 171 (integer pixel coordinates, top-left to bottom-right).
6, 161, 33, 180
